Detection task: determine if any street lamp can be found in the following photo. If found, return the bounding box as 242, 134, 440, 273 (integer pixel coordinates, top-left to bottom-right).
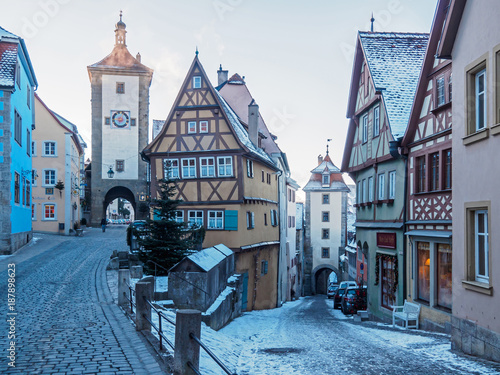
107, 166, 115, 178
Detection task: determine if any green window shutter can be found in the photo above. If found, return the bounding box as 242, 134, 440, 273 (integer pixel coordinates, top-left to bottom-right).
225, 210, 238, 231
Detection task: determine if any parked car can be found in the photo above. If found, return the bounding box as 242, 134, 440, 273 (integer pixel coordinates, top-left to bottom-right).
333, 286, 348, 309
338, 280, 357, 290
341, 286, 367, 315
327, 284, 339, 299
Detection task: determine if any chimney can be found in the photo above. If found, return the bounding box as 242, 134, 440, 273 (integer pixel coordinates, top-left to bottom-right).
136, 52, 141, 62
248, 99, 259, 148
318, 155, 323, 165
218, 64, 228, 86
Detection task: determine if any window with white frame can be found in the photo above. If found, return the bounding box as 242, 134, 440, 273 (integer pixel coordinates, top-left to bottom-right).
43, 141, 56, 156
362, 179, 367, 203
200, 157, 215, 177
270, 209, 278, 226
378, 173, 385, 200
362, 114, 368, 143
32, 169, 37, 187
199, 121, 208, 133
188, 210, 203, 227
217, 156, 233, 176
188, 121, 197, 134
388, 171, 396, 199
43, 203, 56, 220
474, 210, 489, 283
322, 174, 329, 186
44, 170, 56, 186
373, 106, 380, 137
246, 159, 254, 178
164, 159, 179, 179
368, 176, 374, 202
181, 158, 196, 178
174, 210, 184, 223
475, 69, 486, 131
31, 141, 36, 156
32, 203, 36, 220
193, 76, 201, 89
246, 211, 255, 229
208, 210, 224, 229
436, 76, 445, 107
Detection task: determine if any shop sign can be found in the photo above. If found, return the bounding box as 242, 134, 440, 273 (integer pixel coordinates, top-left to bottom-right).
377, 232, 396, 249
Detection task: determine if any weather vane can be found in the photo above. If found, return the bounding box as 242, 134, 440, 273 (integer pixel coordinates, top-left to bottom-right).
326, 139, 332, 155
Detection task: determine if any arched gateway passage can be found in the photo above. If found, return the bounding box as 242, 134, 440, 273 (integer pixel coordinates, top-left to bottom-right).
103, 186, 137, 220
312, 265, 340, 295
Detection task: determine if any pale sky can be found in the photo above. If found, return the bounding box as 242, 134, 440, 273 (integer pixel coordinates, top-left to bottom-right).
3, 0, 437, 200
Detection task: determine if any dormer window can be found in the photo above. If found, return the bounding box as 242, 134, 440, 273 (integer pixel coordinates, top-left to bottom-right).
322, 174, 329, 186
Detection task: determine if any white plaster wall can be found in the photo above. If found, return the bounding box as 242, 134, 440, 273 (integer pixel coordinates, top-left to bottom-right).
310, 190, 342, 272
101, 75, 139, 180
451, 0, 500, 333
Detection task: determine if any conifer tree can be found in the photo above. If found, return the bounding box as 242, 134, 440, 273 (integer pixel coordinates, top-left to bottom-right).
136, 177, 204, 275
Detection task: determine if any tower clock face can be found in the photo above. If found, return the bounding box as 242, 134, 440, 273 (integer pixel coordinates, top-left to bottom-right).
111, 111, 130, 128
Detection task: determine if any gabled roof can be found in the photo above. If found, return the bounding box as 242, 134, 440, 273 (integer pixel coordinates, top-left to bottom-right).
402, 0, 450, 147
35, 93, 84, 155
144, 56, 276, 169
0, 42, 17, 87
436, 0, 467, 59
217, 72, 282, 155
0, 26, 37, 89
360, 32, 428, 138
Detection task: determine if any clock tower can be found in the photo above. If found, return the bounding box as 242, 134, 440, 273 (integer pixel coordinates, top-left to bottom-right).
87, 13, 153, 226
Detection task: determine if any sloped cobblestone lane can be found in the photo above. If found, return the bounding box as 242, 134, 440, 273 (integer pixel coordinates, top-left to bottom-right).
0, 228, 164, 374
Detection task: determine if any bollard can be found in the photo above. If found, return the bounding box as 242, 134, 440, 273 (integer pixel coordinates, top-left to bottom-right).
130, 265, 143, 279
135, 282, 153, 331
174, 310, 202, 375
118, 269, 130, 310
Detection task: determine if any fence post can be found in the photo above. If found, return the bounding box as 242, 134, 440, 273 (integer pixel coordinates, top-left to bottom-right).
174, 309, 202, 375
135, 282, 152, 331
118, 269, 130, 310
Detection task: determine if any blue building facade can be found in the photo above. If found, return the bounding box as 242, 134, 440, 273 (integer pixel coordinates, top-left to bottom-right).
0, 26, 37, 254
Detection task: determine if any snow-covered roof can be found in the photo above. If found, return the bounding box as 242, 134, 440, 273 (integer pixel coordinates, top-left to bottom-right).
0, 42, 17, 87
185, 244, 233, 272
88, 45, 152, 74
310, 158, 341, 174
359, 32, 428, 139
215, 90, 275, 166
302, 180, 350, 192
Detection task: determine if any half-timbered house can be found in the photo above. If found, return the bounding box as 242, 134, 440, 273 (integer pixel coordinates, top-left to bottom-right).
401, 0, 452, 332
143, 55, 280, 311
342, 31, 428, 321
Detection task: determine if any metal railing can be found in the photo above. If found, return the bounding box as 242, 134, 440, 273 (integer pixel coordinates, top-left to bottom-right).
125, 282, 136, 314
189, 332, 236, 375
143, 297, 175, 351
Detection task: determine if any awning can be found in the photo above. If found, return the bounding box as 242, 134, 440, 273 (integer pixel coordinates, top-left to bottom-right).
404, 230, 452, 238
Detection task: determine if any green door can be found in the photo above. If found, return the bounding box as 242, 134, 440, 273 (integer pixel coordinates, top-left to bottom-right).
241, 272, 248, 311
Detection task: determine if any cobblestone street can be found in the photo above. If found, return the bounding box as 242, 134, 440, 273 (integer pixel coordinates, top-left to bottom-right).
0, 227, 164, 374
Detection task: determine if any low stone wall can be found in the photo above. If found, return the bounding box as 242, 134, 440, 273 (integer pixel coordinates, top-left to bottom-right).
0, 231, 32, 255
202, 275, 242, 331
452, 316, 500, 362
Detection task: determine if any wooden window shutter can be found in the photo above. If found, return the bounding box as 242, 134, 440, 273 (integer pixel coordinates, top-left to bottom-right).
225, 210, 238, 231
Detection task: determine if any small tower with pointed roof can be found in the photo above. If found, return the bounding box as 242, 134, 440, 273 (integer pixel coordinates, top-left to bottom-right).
87, 13, 153, 226
303, 144, 350, 295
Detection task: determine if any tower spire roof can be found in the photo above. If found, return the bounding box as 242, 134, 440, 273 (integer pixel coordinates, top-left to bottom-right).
115, 11, 127, 46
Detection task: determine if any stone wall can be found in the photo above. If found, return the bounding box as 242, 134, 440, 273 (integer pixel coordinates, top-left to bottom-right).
202, 275, 242, 331
452, 316, 500, 363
